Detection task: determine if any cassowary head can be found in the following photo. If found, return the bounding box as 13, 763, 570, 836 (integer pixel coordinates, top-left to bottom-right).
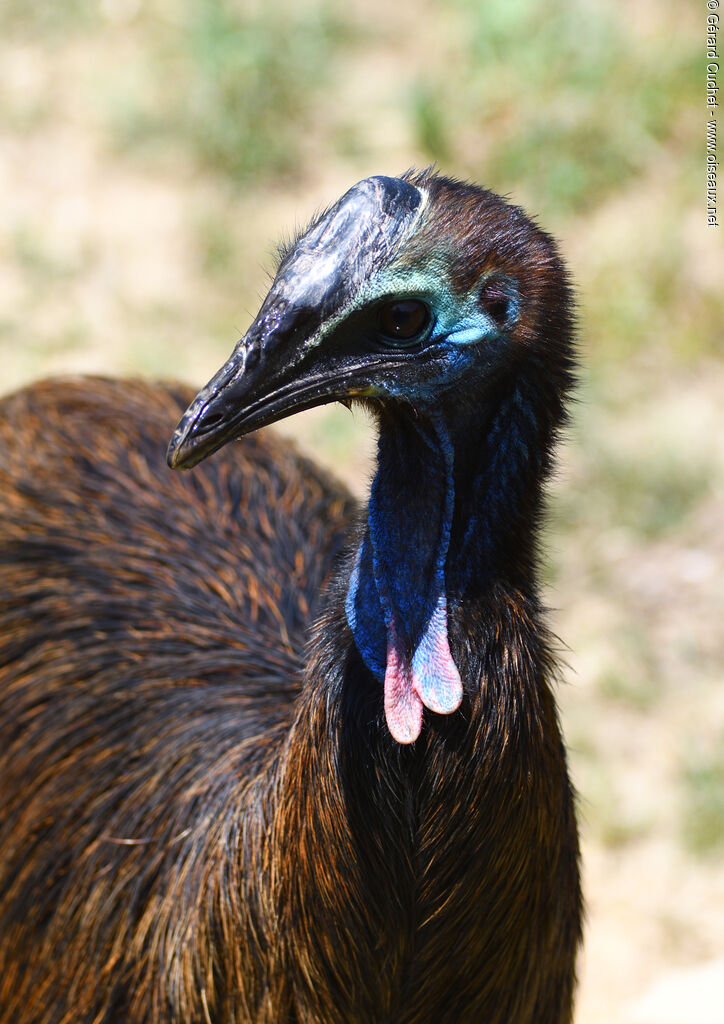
168, 169, 575, 743
168, 169, 574, 470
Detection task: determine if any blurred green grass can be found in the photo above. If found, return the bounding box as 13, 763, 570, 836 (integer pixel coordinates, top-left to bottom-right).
411, 0, 700, 219
107, 0, 348, 181
2, 0, 716, 373
682, 740, 724, 855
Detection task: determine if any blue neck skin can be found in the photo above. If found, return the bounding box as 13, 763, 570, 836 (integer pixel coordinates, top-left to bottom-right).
345, 372, 549, 719
346, 410, 455, 682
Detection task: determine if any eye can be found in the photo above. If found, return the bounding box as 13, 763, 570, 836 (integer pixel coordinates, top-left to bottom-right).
479, 276, 517, 329
376, 299, 430, 346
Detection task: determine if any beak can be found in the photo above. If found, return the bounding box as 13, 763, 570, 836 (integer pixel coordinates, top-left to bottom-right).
166, 174, 426, 469
166, 315, 374, 470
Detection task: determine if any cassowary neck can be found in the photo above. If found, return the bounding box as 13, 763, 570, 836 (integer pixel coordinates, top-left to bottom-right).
345, 370, 553, 739
274, 368, 580, 1023
346, 407, 454, 673
447, 368, 555, 597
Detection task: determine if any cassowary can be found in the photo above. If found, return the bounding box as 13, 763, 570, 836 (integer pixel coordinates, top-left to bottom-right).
0, 170, 581, 1023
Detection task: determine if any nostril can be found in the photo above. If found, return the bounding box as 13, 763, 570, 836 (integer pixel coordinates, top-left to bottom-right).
198, 411, 225, 432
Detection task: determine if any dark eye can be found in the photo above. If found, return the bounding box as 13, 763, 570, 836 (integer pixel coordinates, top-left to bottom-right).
377, 299, 430, 346
479, 276, 517, 328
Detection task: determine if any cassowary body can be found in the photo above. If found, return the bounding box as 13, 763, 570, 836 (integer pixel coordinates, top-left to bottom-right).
0, 171, 581, 1023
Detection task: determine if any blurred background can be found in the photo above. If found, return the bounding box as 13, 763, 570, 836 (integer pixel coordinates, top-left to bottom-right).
0, 0, 722, 1019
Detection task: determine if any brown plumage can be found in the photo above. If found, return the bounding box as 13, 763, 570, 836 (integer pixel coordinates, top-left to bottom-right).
0, 379, 350, 1020
0, 171, 582, 1023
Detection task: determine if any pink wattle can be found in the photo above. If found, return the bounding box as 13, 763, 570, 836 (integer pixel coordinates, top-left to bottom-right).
383, 602, 463, 744
411, 595, 463, 715
384, 631, 424, 744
